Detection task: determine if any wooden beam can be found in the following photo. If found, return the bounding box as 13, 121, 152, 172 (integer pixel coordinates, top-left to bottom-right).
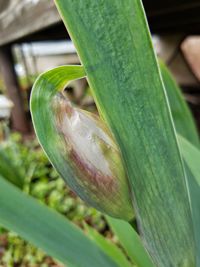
0, 0, 60, 46
0, 45, 30, 133
1, 0, 200, 47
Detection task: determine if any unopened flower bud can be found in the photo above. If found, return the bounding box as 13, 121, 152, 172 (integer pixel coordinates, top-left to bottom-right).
51, 93, 133, 220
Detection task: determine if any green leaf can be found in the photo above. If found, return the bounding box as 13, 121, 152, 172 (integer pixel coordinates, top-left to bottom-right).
160, 60, 199, 147
106, 216, 155, 267
159, 61, 200, 266
0, 175, 119, 267
0, 149, 23, 188
85, 223, 133, 267
185, 167, 200, 267
55, 1, 195, 266
178, 136, 200, 185
178, 136, 200, 266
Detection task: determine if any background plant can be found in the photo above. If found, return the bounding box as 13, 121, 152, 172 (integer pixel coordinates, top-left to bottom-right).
0, 133, 106, 266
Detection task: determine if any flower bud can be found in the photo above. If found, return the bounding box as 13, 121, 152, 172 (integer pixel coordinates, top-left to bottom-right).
50, 93, 133, 220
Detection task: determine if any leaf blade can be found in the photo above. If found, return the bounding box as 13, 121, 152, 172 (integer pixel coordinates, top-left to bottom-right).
160, 61, 200, 266
178, 136, 200, 266
55, 1, 196, 266
0, 175, 119, 267
106, 216, 155, 267
85, 223, 133, 267
160, 60, 199, 147
178, 136, 200, 188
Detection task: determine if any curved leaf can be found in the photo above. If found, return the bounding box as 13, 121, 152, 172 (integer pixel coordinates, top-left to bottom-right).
30, 65, 133, 220
0, 175, 119, 267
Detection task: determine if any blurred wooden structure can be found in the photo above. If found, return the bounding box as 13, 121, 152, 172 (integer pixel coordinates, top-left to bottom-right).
144, 0, 200, 34
1, 0, 200, 46
0, 0, 200, 132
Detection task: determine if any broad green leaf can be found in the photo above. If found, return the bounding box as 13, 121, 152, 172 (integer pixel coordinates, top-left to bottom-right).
0, 149, 23, 188
55, 1, 195, 266
106, 216, 155, 267
85, 223, 133, 267
160, 60, 199, 147
0, 175, 119, 267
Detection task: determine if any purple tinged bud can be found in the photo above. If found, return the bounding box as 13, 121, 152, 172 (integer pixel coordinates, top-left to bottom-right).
52, 94, 133, 220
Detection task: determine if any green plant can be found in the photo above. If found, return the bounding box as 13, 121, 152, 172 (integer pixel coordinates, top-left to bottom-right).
0, 1, 200, 267
0, 134, 106, 266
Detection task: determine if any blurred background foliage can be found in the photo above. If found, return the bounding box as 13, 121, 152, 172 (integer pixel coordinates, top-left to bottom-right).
0, 132, 111, 267
0, 62, 106, 266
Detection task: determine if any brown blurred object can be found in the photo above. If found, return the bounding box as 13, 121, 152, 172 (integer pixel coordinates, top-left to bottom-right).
155, 34, 199, 86
154, 34, 200, 133
0, 46, 30, 133
182, 36, 200, 81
